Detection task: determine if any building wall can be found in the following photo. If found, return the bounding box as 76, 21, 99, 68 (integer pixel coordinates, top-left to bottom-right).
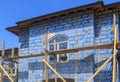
18, 10, 118, 82
94, 12, 114, 82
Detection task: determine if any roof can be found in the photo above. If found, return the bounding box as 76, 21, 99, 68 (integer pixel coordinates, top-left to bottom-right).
6, 1, 120, 36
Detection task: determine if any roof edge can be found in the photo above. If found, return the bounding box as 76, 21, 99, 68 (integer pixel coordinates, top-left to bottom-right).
17, 1, 103, 24
6, 1, 120, 36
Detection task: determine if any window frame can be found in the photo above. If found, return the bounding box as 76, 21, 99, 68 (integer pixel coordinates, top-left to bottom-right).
48, 35, 69, 63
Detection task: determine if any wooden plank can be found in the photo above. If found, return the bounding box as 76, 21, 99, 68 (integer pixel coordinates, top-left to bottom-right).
1, 41, 5, 82
112, 13, 118, 82
45, 34, 48, 82
43, 60, 66, 82
5, 42, 120, 60
54, 40, 57, 82
0, 65, 13, 82
5, 53, 44, 59
45, 53, 48, 82
11, 46, 14, 79
50, 43, 114, 54
116, 15, 119, 82
87, 50, 118, 82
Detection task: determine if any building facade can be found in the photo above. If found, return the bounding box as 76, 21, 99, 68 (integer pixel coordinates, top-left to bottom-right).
7, 1, 120, 82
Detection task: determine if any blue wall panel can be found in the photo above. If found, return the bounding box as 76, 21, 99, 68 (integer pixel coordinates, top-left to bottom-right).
18, 10, 118, 82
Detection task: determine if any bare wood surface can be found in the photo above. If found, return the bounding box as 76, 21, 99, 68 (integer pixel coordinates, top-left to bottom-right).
112, 13, 118, 82
45, 53, 48, 82
51, 43, 114, 54
1, 41, 5, 82
11, 46, 14, 79
54, 40, 57, 82
45, 34, 48, 82
5, 43, 117, 59
0, 65, 13, 82
5, 53, 44, 59
43, 60, 66, 82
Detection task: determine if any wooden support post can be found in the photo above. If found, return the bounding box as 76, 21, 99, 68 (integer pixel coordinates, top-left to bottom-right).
1, 41, 5, 82
112, 13, 118, 82
117, 60, 119, 81
0, 65, 13, 82
43, 60, 66, 82
116, 19, 119, 82
11, 46, 14, 80
16, 62, 19, 82
54, 55, 57, 82
54, 40, 57, 82
45, 34, 48, 82
45, 52, 48, 82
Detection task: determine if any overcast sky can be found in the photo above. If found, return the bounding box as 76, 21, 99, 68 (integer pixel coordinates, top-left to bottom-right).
0, 0, 120, 49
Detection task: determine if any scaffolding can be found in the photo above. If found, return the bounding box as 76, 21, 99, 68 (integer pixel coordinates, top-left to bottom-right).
0, 42, 18, 82
0, 13, 119, 82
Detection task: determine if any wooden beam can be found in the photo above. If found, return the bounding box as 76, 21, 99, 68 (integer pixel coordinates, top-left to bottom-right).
112, 13, 118, 82
43, 60, 66, 82
5, 42, 120, 60
50, 43, 114, 54
11, 46, 14, 58
45, 53, 48, 82
1, 41, 5, 82
0, 65, 13, 82
4, 43, 114, 59
11, 46, 14, 79
45, 34, 48, 82
54, 40, 57, 82
5, 53, 44, 59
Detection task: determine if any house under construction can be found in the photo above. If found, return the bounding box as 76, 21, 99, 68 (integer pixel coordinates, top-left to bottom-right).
1, 1, 120, 82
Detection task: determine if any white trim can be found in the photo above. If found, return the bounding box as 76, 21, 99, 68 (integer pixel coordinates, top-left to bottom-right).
48, 34, 68, 42
49, 41, 68, 45
48, 35, 69, 63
